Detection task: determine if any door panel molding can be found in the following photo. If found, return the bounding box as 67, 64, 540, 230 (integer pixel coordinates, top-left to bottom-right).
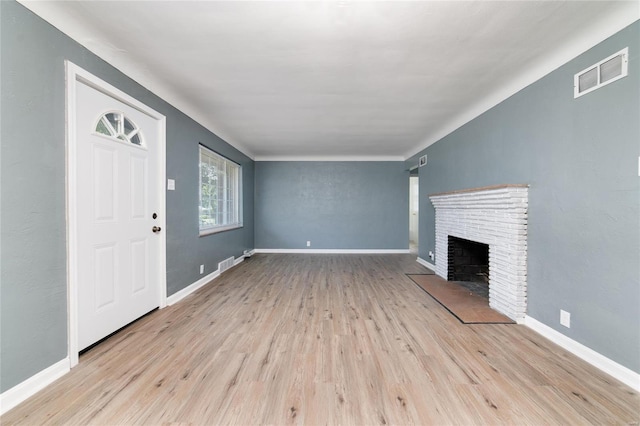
66, 61, 167, 367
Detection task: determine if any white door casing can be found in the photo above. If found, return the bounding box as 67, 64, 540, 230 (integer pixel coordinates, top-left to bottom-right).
66, 62, 167, 366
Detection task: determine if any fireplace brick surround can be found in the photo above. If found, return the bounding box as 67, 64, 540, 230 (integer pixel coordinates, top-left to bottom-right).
430, 185, 529, 322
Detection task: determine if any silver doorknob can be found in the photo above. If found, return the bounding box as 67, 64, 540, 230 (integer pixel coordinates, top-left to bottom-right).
152, 226, 162, 233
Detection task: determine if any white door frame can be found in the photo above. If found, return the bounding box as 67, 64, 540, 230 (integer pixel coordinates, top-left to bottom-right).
65, 61, 167, 367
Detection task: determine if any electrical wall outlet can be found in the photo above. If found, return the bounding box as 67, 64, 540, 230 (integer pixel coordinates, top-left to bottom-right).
560, 309, 571, 328
428, 250, 434, 260
199, 264, 204, 274
306, 241, 311, 247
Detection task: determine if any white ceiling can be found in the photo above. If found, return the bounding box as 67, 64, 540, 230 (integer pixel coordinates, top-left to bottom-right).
20, 1, 638, 160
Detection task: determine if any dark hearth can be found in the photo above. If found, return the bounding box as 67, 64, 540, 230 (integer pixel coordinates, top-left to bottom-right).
456, 280, 489, 299
448, 236, 489, 289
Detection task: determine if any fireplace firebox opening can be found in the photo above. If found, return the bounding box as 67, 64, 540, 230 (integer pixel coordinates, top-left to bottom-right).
448, 236, 489, 291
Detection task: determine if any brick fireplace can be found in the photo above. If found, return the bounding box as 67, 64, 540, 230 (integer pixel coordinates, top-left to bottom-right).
430, 185, 529, 322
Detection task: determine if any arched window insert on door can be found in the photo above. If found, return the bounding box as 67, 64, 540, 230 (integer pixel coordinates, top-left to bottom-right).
94, 111, 144, 147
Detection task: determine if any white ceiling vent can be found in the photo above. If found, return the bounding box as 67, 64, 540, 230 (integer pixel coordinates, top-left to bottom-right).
574, 47, 628, 98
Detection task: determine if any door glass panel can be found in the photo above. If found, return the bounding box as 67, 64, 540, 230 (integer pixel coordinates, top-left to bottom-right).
124, 117, 135, 134
130, 133, 142, 146
96, 118, 112, 136
105, 112, 120, 133
94, 112, 145, 147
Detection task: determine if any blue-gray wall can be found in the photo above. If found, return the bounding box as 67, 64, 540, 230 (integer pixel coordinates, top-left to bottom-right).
255, 162, 409, 250
407, 22, 639, 374
0, 1, 254, 392
2, 0, 638, 398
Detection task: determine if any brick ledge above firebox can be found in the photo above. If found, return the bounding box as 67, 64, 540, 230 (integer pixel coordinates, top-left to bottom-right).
430, 183, 529, 198
430, 185, 529, 321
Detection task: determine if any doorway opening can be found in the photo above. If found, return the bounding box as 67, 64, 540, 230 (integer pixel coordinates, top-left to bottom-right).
409, 172, 419, 254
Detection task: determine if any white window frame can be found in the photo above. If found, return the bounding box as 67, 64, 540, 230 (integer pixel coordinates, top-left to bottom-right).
199, 144, 243, 235
574, 47, 628, 98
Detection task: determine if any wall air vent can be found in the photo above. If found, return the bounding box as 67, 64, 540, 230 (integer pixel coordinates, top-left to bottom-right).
574, 47, 628, 98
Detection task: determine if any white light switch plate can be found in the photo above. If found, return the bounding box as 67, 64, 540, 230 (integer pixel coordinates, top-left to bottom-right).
167, 179, 175, 190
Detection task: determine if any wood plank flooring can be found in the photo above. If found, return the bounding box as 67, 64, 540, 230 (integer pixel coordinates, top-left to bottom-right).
3, 254, 638, 425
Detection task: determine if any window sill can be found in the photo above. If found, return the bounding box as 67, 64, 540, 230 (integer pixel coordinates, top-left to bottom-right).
199, 224, 243, 237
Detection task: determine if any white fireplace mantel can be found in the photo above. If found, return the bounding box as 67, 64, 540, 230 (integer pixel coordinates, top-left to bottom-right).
430, 184, 529, 322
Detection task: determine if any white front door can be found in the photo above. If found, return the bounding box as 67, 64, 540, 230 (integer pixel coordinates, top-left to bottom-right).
75, 80, 162, 351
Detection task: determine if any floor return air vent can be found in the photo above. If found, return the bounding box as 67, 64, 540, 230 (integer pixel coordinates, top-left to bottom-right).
218, 257, 235, 273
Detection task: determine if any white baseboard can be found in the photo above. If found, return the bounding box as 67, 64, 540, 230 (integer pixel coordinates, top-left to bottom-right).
254, 249, 410, 254
0, 358, 70, 416
2, 251, 254, 415
167, 269, 220, 306
524, 315, 640, 392
416, 257, 436, 271
167, 253, 250, 306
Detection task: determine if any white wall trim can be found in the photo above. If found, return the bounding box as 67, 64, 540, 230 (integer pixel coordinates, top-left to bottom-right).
254, 249, 410, 254
18, 2, 638, 162
166, 255, 246, 306
416, 257, 436, 271
65, 61, 167, 368
404, 9, 639, 160
253, 155, 405, 162
0, 358, 70, 416
166, 270, 220, 306
18, 1, 255, 161
524, 315, 640, 392
1, 250, 248, 413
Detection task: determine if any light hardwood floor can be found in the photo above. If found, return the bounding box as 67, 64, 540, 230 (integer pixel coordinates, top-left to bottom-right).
3, 254, 639, 425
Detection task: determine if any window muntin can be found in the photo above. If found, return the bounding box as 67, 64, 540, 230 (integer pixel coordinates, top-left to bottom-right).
199, 145, 242, 235
94, 111, 144, 146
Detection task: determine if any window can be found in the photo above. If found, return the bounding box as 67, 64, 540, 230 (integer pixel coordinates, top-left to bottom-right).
199, 145, 242, 235
574, 47, 628, 98
94, 111, 143, 146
